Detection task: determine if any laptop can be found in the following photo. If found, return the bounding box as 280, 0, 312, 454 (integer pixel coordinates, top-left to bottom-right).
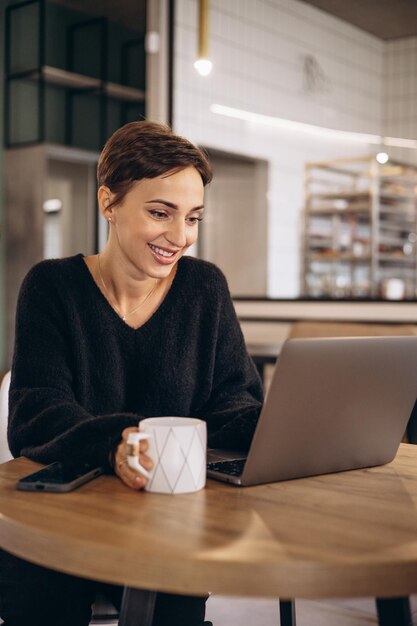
207, 336, 417, 486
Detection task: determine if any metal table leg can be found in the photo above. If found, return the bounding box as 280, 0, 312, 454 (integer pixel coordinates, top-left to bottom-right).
375, 597, 412, 626
279, 599, 296, 626
118, 588, 157, 626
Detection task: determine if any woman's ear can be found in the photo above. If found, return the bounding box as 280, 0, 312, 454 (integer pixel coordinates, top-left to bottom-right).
97, 186, 114, 222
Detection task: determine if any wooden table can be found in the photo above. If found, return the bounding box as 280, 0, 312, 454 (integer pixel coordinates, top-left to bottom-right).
2, 447, 417, 626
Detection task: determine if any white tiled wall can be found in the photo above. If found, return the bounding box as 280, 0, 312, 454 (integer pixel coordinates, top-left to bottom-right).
384, 37, 417, 166
173, 0, 411, 297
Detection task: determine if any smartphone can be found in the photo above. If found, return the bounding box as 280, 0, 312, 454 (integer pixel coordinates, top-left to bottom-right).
17, 461, 104, 493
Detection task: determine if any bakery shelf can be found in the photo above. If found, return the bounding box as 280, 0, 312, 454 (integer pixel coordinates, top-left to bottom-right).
302, 156, 417, 299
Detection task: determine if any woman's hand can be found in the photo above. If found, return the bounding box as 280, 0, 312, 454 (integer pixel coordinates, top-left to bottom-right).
114, 426, 153, 490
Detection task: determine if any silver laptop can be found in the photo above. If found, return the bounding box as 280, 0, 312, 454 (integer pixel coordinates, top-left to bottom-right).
207, 336, 417, 486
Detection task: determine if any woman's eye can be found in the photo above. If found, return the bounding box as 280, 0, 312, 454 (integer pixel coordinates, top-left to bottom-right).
150, 210, 168, 219
187, 216, 204, 225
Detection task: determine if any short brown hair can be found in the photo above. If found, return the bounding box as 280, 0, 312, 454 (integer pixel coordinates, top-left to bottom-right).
97, 121, 212, 208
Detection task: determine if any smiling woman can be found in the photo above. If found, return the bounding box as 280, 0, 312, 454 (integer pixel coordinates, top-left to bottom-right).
96, 167, 205, 306
93, 167, 205, 323
2, 121, 263, 626
89, 122, 212, 329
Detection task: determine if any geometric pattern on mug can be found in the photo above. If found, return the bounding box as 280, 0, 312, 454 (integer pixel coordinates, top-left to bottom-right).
147, 425, 206, 494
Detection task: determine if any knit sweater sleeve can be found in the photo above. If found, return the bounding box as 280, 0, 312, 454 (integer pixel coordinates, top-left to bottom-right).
8, 264, 138, 471
197, 266, 264, 452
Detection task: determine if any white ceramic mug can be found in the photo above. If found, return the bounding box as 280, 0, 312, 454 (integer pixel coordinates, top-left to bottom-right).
127, 417, 207, 494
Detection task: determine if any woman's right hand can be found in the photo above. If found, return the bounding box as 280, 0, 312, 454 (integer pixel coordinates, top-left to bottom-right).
114, 427, 153, 490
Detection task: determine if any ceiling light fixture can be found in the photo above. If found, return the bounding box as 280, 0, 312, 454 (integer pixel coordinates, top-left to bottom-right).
210, 104, 417, 150
194, 0, 212, 76
376, 152, 389, 164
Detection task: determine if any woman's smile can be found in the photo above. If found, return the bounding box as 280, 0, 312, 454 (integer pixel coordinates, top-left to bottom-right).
147, 243, 180, 265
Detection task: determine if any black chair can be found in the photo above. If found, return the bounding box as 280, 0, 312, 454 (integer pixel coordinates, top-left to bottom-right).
0, 373, 119, 626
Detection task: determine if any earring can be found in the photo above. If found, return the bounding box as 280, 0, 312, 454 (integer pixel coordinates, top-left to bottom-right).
108, 217, 112, 223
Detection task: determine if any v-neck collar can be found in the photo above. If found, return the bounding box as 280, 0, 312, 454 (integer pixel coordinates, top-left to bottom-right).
77, 253, 183, 334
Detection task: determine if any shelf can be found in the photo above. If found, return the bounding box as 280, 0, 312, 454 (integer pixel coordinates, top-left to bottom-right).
379, 235, 413, 245
40, 66, 146, 102
380, 222, 415, 232
307, 191, 370, 201
378, 254, 416, 263
380, 192, 416, 202
41, 66, 100, 90
4, 1, 147, 149
379, 166, 417, 180
308, 253, 372, 263
105, 82, 145, 103
307, 204, 370, 215
307, 236, 333, 243
303, 155, 417, 299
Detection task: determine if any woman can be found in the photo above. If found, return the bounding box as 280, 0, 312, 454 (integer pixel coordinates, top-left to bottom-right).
1, 121, 263, 626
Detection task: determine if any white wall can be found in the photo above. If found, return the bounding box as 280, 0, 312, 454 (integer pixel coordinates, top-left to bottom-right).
173, 0, 387, 297
203, 154, 268, 296
384, 36, 417, 166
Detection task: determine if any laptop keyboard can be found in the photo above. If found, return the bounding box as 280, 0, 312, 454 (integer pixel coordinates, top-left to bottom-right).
207, 458, 246, 477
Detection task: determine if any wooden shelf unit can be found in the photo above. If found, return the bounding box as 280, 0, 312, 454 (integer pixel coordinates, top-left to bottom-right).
302, 156, 417, 299
4, 0, 146, 149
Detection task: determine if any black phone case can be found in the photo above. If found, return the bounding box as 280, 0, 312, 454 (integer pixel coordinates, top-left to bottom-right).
17, 463, 104, 493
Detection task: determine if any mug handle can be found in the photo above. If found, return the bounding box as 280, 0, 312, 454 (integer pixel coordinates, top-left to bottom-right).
126, 432, 151, 479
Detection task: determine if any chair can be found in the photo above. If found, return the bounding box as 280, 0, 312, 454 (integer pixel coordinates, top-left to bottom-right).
0, 371, 118, 625
0, 371, 12, 464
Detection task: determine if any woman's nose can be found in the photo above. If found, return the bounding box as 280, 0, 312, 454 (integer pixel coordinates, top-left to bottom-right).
166, 220, 187, 247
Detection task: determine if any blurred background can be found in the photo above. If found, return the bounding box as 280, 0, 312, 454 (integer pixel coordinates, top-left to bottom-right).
0, 0, 417, 367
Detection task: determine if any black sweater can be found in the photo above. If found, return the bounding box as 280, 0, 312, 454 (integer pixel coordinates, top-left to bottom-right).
9, 254, 263, 470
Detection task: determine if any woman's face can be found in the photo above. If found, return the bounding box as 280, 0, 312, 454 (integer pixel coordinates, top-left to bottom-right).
104, 166, 205, 280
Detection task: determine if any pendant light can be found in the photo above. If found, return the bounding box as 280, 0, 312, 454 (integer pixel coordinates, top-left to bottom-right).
194, 0, 212, 76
